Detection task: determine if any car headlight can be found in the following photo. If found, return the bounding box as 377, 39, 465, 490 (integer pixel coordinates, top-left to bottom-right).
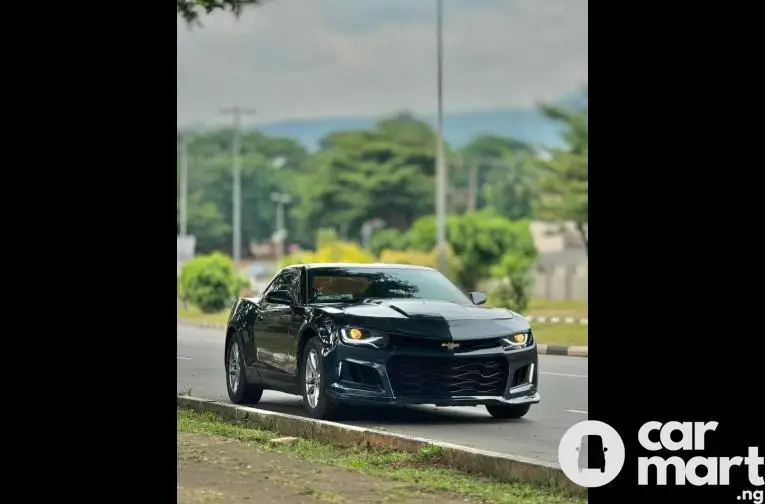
501, 331, 532, 349
339, 327, 388, 348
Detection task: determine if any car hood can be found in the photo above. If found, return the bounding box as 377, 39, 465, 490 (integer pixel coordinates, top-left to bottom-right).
313, 299, 530, 341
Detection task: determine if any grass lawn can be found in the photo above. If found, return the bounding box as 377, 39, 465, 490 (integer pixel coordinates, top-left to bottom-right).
177, 300, 229, 325
525, 299, 588, 319
178, 408, 586, 504
531, 323, 588, 347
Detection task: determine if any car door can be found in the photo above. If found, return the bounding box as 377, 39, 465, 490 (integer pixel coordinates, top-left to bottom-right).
254, 270, 298, 379
268, 270, 305, 377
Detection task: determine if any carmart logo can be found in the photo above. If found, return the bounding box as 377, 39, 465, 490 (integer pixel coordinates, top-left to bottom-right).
558, 420, 626, 487
559, 420, 765, 491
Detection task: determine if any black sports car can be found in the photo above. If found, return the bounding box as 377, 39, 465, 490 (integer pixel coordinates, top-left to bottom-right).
224, 263, 540, 420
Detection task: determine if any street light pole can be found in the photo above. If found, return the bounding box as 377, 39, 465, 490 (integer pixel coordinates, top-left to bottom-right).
270, 192, 292, 266
435, 0, 448, 272
221, 106, 257, 265
179, 133, 189, 237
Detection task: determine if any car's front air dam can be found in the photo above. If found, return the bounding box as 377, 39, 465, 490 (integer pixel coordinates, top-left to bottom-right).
324, 342, 540, 407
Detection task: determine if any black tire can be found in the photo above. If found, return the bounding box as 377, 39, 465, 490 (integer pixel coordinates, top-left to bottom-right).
485, 403, 531, 419
299, 337, 338, 420
225, 334, 264, 404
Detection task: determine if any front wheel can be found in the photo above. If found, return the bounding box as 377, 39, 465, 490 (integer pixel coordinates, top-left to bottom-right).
225, 335, 264, 404
300, 337, 338, 420
485, 403, 531, 419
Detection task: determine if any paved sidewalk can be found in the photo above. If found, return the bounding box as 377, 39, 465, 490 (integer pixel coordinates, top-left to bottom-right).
178, 431, 473, 504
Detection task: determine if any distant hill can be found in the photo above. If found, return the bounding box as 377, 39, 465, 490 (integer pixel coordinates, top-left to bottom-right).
247, 92, 587, 151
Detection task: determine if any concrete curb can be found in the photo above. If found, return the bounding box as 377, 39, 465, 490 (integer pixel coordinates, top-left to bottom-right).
525, 316, 588, 325
536, 344, 588, 358
177, 318, 589, 358
177, 395, 583, 495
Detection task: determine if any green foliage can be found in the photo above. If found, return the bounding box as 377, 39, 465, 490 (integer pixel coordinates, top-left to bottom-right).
368, 228, 410, 256
176, 115, 549, 263
177, 0, 262, 23
480, 153, 540, 220
489, 254, 536, 313
453, 135, 538, 220
406, 212, 537, 291
536, 90, 589, 254
177, 130, 312, 254
178, 252, 239, 313
294, 113, 437, 238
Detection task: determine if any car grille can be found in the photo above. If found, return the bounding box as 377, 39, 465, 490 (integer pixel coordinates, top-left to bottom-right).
391, 335, 501, 352
387, 356, 508, 397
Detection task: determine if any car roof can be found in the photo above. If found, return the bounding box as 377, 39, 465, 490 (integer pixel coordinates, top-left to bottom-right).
283, 262, 435, 271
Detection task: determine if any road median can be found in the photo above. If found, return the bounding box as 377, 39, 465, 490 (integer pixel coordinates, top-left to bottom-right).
177, 395, 584, 497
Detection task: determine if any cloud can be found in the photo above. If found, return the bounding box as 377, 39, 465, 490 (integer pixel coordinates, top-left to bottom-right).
177, 0, 588, 126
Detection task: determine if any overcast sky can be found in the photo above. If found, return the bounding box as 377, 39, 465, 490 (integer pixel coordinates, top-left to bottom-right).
177, 0, 588, 127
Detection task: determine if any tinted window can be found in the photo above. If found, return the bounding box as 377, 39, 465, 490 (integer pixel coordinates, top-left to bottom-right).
265, 270, 299, 301
307, 267, 471, 305
285, 271, 302, 302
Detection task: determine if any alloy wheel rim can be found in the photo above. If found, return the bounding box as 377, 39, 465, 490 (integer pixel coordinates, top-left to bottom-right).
228, 342, 240, 393
305, 349, 321, 409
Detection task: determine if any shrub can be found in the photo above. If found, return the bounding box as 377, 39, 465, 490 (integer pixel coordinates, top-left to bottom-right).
406, 212, 538, 291
489, 254, 535, 313
178, 252, 239, 313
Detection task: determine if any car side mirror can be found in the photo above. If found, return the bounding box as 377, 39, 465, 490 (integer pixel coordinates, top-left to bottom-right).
265, 289, 295, 306
469, 291, 487, 305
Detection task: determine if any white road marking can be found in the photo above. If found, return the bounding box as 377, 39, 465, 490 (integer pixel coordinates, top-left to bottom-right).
563, 409, 588, 415
540, 372, 587, 379
177, 356, 192, 360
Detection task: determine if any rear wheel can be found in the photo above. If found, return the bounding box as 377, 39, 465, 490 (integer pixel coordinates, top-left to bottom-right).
485, 403, 531, 419
300, 337, 338, 420
225, 335, 264, 404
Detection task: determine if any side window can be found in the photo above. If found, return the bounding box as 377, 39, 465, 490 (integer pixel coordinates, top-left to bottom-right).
263, 271, 299, 304
263, 272, 288, 298
286, 272, 302, 304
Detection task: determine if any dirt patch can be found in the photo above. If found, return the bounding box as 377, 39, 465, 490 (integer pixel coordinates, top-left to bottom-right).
178, 432, 474, 504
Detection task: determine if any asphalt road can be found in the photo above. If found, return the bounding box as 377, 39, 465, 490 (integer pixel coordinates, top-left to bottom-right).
177, 324, 588, 464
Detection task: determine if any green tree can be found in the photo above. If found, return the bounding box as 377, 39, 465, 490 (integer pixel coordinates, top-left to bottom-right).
454, 135, 538, 220
295, 113, 439, 241
536, 91, 588, 254
406, 211, 537, 291
177, 0, 262, 23
368, 228, 410, 257
177, 192, 231, 253
177, 129, 313, 256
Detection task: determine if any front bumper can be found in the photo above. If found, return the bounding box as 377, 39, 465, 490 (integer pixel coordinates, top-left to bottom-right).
323, 339, 540, 407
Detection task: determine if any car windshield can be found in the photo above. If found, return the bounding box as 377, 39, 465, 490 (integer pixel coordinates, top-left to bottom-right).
307, 267, 473, 305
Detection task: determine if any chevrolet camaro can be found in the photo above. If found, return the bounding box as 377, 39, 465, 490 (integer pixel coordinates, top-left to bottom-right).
223, 263, 540, 420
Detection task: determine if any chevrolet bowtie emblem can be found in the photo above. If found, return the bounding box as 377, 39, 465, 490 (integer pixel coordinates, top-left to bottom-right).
441, 342, 460, 350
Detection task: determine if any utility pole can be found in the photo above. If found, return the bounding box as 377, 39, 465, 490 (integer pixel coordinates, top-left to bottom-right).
435, 0, 448, 273
270, 192, 292, 266
467, 159, 478, 213
179, 133, 189, 237
220, 106, 257, 265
